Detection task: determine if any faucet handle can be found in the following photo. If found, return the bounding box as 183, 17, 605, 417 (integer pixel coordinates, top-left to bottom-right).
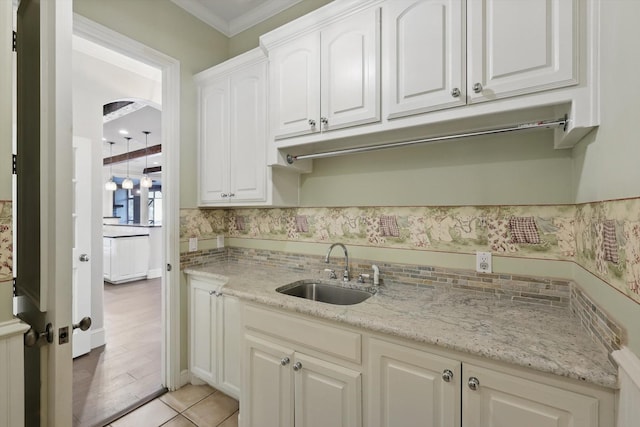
324, 268, 337, 279
357, 273, 370, 283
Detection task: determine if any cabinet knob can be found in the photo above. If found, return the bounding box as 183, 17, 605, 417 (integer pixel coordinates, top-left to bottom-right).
468, 377, 480, 390
308, 119, 316, 127
221, 193, 228, 198
442, 369, 454, 382
293, 361, 302, 371
472, 83, 483, 93
228, 193, 235, 197
280, 357, 290, 366
450, 88, 461, 98
79, 253, 90, 262
320, 116, 328, 125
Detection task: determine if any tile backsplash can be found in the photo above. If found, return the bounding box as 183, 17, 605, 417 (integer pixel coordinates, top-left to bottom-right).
180, 197, 640, 305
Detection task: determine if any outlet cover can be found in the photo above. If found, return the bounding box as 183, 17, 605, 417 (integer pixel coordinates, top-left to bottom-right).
217, 235, 225, 248
476, 251, 492, 273
188, 237, 198, 252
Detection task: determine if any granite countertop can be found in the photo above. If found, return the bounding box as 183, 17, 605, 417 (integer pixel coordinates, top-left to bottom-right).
184, 262, 618, 389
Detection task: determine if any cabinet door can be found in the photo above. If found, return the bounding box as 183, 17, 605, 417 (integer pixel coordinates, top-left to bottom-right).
467, 0, 577, 103
385, 0, 465, 119
294, 352, 362, 427
199, 79, 230, 203
270, 32, 321, 139
368, 338, 461, 427
462, 364, 599, 427
243, 334, 294, 427
190, 279, 218, 385
320, 6, 380, 131
218, 295, 241, 399
229, 62, 267, 203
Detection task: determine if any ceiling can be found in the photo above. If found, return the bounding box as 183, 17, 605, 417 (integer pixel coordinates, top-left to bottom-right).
103, 105, 162, 178
170, 0, 304, 37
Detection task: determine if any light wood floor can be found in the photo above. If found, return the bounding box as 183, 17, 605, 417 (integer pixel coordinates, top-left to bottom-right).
73, 278, 164, 427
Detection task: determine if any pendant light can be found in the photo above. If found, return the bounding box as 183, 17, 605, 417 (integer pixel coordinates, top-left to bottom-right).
121, 136, 134, 190
104, 141, 117, 191
140, 131, 153, 188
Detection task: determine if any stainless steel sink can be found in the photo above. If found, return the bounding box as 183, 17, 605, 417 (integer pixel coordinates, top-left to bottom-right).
276, 280, 374, 305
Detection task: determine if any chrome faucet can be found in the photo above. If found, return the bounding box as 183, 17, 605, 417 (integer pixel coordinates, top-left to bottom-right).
325, 243, 349, 281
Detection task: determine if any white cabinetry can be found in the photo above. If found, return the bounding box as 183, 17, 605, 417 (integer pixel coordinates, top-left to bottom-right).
195, 48, 299, 206
467, 0, 577, 103
385, 0, 576, 119
385, 0, 465, 118
462, 363, 599, 427
103, 236, 149, 284
368, 338, 461, 427
242, 305, 362, 427
268, 5, 380, 139
188, 276, 241, 399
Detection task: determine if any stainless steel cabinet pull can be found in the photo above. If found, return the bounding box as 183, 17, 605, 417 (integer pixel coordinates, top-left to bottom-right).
281, 357, 290, 366
468, 377, 480, 390
450, 88, 460, 98
221, 193, 228, 198
308, 119, 316, 127
473, 83, 483, 93
320, 117, 328, 125
442, 369, 454, 382
293, 362, 302, 371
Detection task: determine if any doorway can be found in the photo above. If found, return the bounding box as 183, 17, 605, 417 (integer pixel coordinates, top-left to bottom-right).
71, 14, 182, 425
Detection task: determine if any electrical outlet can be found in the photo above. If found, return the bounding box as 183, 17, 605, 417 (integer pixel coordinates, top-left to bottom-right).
217, 235, 225, 248
476, 251, 492, 273
188, 237, 198, 252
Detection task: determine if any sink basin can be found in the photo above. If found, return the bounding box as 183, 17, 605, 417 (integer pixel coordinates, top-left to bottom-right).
276, 280, 374, 305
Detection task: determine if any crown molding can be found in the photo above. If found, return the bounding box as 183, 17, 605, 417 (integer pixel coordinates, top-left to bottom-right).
170, 0, 231, 36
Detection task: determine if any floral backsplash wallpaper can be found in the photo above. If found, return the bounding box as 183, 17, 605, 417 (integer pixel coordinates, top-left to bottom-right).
181, 198, 640, 305
0, 201, 11, 283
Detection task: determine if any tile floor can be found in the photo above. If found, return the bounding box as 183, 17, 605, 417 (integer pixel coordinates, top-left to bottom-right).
108, 384, 239, 427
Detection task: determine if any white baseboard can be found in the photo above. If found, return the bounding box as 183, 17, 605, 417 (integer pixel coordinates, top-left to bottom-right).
179, 369, 191, 388
612, 347, 640, 427
91, 327, 106, 349
147, 268, 163, 279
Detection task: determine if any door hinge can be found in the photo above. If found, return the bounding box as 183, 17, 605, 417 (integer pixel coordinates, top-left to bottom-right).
12, 277, 16, 297
12, 154, 16, 175
12, 31, 16, 52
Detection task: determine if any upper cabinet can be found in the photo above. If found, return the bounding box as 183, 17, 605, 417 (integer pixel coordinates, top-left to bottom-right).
466, 0, 577, 103
261, 0, 597, 154
268, 5, 381, 140
195, 48, 300, 207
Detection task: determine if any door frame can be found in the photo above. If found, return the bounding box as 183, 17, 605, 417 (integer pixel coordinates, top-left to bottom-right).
73, 15, 183, 390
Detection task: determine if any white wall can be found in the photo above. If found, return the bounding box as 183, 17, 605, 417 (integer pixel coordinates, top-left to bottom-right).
72, 44, 162, 347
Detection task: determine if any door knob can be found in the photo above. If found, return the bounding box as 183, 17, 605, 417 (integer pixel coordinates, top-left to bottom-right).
24, 323, 54, 347
79, 254, 90, 262
72, 316, 92, 331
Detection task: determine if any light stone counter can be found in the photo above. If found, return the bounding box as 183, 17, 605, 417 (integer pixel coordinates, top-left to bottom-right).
185, 262, 618, 389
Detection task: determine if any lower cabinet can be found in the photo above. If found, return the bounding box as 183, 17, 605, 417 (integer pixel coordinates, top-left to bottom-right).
243, 333, 362, 427
462, 364, 599, 427
368, 338, 461, 427
103, 236, 149, 284
188, 276, 241, 399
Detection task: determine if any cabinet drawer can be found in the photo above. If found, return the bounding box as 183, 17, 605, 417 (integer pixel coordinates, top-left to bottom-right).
244, 305, 361, 364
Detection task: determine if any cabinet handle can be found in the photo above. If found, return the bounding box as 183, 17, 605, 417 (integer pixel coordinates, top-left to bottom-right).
442, 369, 454, 382
472, 83, 483, 93
208, 290, 220, 296
293, 361, 302, 371
280, 357, 290, 366
320, 116, 328, 125
450, 88, 460, 98
221, 193, 228, 198
468, 377, 480, 390
228, 193, 235, 197
308, 119, 316, 127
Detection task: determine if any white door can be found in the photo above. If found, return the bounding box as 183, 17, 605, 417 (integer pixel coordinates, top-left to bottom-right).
368, 338, 461, 427
462, 364, 599, 427
243, 334, 294, 427
320, 6, 380, 131
294, 352, 362, 427
467, 0, 577, 103
269, 32, 320, 139
385, 0, 465, 119
15, 0, 74, 426
229, 61, 267, 202
72, 136, 92, 358
199, 79, 229, 204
